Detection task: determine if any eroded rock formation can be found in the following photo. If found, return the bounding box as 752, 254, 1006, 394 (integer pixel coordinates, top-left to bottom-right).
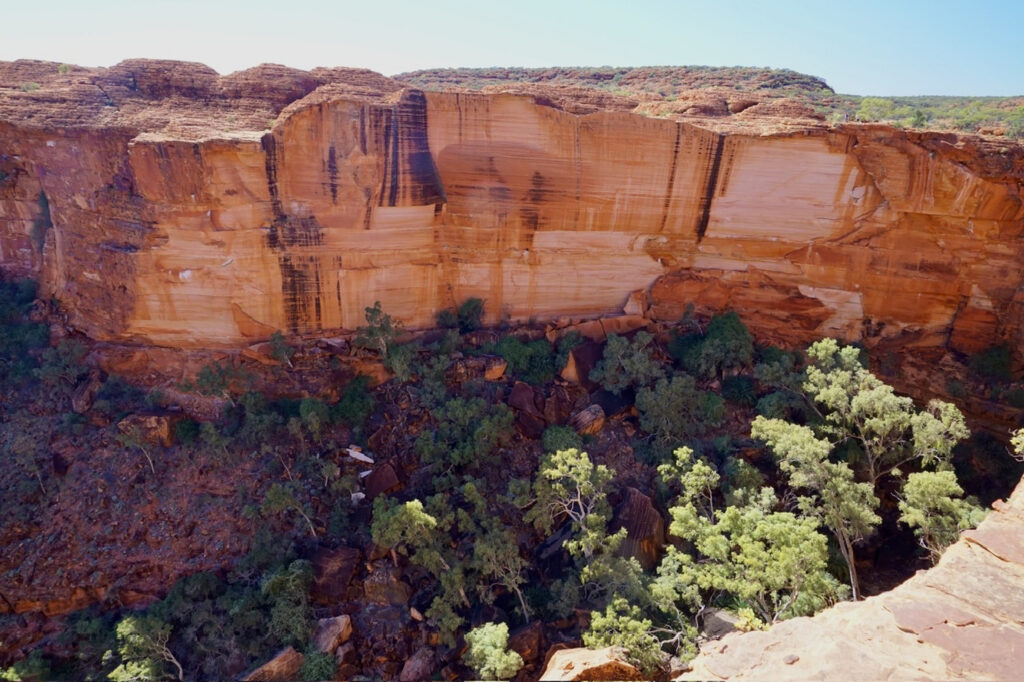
1, 60, 1023, 361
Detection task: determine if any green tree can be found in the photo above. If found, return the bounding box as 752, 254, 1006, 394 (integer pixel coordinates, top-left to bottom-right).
584, 598, 665, 676
261, 483, 317, 538
261, 560, 314, 648
522, 449, 616, 560
802, 339, 969, 485
268, 330, 295, 367
679, 311, 754, 380
108, 615, 184, 682
464, 622, 524, 681
416, 397, 514, 472
662, 447, 845, 623
589, 331, 665, 395
856, 97, 896, 122
636, 374, 724, 442
355, 301, 401, 357
898, 471, 987, 564
751, 417, 880, 600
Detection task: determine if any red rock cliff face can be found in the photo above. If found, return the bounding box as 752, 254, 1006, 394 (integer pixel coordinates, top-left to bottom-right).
2, 60, 1023, 355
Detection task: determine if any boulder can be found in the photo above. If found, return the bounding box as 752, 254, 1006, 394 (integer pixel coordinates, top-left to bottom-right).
540, 646, 643, 681
483, 356, 508, 381
509, 381, 545, 418
569, 405, 605, 436
71, 370, 103, 414
559, 341, 603, 389
116, 413, 177, 448
363, 563, 411, 605
241, 646, 304, 682
311, 546, 361, 604
508, 620, 545, 663
700, 607, 742, 639
622, 289, 649, 317
364, 462, 401, 499
611, 487, 665, 571
311, 614, 352, 653
399, 646, 436, 681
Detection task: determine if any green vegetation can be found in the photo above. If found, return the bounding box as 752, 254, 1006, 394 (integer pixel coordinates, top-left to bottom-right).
2, 292, 1014, 680
898, 471, 987, 564
437, 297, 485, 333
464, 622, 524, 681
589, 331, 664, 394
487, 335, 556, 385
636, 374, 724, 442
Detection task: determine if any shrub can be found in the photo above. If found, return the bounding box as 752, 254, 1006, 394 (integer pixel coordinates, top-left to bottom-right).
332, 375, 374, 431
589, 331, 665, 394
300, 649, 337, 680
542, 425, 583, 453
299, 398, 330, 441
457, 297, 485, 332
174, 418, 200, 446
268, 330, 295, 366
34, 339, 88, 390
491, 336, 555, 385
0, 280, 49, 382
416, 397, 515, 469
636, 374, 724, 442
970, 345, 1012, 382
677, 312, 753, 379
355, 301, 401, 357
554, 330, 583, 372
755, 390, 807, 421
722, 375, 757, 407
464, 622, 524, 680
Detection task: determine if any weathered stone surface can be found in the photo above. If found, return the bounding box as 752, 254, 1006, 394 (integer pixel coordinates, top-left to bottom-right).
569, 404, 605, 435
363, 563, 410, 606
681, 477, 1024, 681
311, 546, 361, 604
363, 462, 400, 500
611, 487, 665, 571
541, 646, 643, 681
508, 620, 545, 663
311, 614, 352, 654
116, 413, 177, 448
70, 370, 102, 414
241, 646, 304, 682
560, 341, 604, 388
399, 646, 436, 682
3, 61, 1022, 362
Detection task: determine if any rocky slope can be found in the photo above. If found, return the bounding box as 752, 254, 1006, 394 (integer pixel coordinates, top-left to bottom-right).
2, 60, 1023, 368
681, 475, 1024, 680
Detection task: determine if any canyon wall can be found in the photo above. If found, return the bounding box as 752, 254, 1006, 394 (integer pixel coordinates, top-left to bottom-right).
2, 60, 1023, 356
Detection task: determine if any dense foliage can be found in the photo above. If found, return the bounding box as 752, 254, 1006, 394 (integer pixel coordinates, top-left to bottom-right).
1, 289, 1012, 680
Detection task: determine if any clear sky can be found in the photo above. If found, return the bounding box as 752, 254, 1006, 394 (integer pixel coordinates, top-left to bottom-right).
3, 0, 1021, 96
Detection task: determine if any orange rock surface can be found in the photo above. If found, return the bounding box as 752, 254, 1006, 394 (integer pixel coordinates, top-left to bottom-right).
2, 60, 1023, 356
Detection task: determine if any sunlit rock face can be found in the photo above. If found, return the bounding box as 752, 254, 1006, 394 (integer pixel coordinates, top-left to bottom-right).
1, 60, 1023, 351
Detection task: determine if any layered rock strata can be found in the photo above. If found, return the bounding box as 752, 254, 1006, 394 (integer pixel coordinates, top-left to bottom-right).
1, 60, 1023, 358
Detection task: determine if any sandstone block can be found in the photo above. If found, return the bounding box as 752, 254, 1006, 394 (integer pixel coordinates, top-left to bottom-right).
312, 614, 352, 654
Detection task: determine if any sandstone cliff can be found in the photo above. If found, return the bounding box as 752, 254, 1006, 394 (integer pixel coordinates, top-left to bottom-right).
2, 60, 1023, 362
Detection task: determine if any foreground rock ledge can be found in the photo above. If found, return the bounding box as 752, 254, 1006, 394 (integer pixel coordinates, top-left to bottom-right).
681, 477, 1024, 681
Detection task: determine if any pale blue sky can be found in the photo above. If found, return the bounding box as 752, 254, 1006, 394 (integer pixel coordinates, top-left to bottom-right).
3, 0, 1020, 96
